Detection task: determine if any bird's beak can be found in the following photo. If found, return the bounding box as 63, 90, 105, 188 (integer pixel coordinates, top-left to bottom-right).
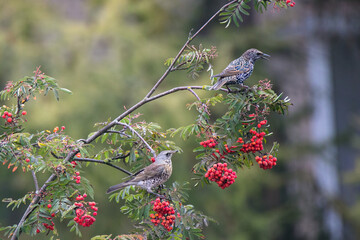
261, 53, 271, 60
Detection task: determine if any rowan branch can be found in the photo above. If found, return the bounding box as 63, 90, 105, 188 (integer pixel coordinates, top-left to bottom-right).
31, 171, 39, 193
73, 157, 133, 176
116, 122, 156, 158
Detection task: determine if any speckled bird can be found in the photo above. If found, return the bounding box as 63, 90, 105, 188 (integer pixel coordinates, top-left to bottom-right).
210, 48, 270, 90
106, 150, 177, 194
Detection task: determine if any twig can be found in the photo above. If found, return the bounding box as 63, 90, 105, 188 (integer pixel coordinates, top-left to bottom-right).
31, 171, 39, 193
187, 87, 201, 101
73, 157, 133, 176
112, 152, 131, 160
106, 130, 131, 138
116, 122, 156, 158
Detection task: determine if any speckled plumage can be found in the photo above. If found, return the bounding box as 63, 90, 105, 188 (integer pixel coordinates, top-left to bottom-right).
106, 150, 176, 194
210, 48, 270, 90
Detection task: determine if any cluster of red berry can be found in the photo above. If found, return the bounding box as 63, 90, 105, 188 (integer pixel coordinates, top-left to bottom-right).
205, 163, 237, 189
2, 111, 13, 123
255, 155, 277, 170
150, 198, 180, 232
200, 138, 217, 148
285, 0, 296, 7
237, 129, 266, 153
73, 193, 98, 227
73, 171, 81, 184
37, 204, 56, 233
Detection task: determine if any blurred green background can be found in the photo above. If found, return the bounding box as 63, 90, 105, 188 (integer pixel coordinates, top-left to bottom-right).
1, 0, 359, 239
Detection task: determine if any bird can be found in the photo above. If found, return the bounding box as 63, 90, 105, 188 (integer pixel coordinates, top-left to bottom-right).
106, 150, 177, 195
210, 48, 270, 90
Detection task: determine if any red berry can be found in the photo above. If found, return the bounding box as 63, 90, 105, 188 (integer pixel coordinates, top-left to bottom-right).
36, 229, 40, 233
47, 204, 52, 209
83, 193, 87, 198
93, 212, 97, 216
51, 213, 56, 217
61, 126, 65, 130
25, 158, 30, 163
7, 117, 12, 123
22, 111, 27, 115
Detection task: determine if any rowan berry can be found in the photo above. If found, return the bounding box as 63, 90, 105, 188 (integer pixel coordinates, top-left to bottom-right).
255, 155, 277, 170
73, 198, 98, 227
150, 198, 178, 231
205, 163, 237, 189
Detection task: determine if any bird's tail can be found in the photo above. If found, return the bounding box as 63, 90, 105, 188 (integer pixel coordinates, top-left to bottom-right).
106, 181, 133, 194
210, 80, 226, 90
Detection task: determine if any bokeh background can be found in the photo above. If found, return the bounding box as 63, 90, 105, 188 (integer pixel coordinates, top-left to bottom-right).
0, 0, 359, 239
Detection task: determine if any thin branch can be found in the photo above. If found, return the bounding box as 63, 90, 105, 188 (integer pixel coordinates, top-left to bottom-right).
170, 61, 188, 72
31, 171, 39, 193
116, 122, 156, 158
73, 157, 133, 176
106, 130, 131, 138
187, 88, 201, 101
112, 152, 131, 160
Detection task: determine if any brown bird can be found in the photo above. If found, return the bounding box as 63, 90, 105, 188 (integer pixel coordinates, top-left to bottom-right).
106, 150, 177, 194
210, 48, 270, 90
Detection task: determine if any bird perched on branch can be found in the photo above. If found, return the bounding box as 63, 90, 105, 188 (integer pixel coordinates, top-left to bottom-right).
106, 150, 177, 195
210, 48, 270, 90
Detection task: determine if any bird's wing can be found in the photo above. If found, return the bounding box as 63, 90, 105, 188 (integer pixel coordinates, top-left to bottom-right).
213, 60, 249, 78
134, 163, 165, 181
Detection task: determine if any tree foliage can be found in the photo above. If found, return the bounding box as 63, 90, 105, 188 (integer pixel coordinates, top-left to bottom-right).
0, 1, 294, 239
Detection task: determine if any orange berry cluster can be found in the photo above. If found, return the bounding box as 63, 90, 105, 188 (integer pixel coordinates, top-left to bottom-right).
2, 111, 13, 123
74, 193, 98, 227
150, 198, 179, 232
205, 163, 237, 189
255, 155, 277, 170
237, 130, 266, 153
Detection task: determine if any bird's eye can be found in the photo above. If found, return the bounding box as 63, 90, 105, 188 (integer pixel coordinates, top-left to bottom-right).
256, 52, 262, 55
166, 153, 171, 157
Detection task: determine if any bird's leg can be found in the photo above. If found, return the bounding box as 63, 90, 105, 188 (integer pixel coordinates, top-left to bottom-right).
226, 85, 232, 93
146, 188, 165, 198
